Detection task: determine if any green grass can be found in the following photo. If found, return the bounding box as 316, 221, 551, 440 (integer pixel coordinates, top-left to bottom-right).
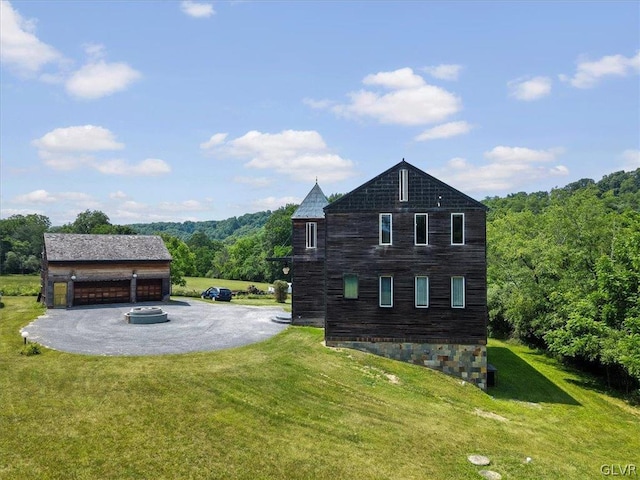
0, 274, 40, 296
176, 277, 291, 310
181, 276, 274, 292
1, 296, 638, 479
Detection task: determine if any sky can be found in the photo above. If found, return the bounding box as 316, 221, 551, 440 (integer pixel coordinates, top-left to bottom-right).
1, 0, 639, 226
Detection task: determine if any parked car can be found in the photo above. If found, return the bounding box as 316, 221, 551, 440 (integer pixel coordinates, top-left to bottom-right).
201, 287, 233, 302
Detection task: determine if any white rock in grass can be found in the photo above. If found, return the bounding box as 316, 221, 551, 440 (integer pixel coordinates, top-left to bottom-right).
468, 455, 491, 466
479, 470, 502, 480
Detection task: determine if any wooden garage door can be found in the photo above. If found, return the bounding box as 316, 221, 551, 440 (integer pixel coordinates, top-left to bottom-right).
136, 279, 163, 302
74, 280, 130, 306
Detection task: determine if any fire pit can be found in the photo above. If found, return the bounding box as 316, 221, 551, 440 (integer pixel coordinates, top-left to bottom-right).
125, 306, 168, 324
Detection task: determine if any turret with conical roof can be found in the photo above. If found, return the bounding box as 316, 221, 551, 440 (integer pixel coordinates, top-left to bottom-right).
292, 182, 329, 219
290, 182, 329, 327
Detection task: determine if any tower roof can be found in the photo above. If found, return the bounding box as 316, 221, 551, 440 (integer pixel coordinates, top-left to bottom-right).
292, 183, 329, 219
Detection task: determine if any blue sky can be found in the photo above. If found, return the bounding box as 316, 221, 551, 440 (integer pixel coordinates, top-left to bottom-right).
1, 0, 639, 226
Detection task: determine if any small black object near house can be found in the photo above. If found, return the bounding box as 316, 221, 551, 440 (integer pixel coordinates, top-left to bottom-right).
40, 233, 172, 308
292, 160, 489, 389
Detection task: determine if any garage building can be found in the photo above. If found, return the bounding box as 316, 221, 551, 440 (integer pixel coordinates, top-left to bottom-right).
41, 233, 172, 308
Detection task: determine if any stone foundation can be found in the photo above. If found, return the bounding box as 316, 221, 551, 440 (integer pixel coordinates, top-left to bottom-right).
326, 340, 487, 390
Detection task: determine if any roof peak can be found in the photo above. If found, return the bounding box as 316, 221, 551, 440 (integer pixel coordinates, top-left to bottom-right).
292, 182, 329, 219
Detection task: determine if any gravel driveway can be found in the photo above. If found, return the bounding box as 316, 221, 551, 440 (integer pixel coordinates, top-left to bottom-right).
21, 298, 289, 356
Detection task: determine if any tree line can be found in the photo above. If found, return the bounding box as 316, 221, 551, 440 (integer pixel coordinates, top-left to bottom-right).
128, 211, 272, 242
0, 206, 296, 285
486, 169, 640, 391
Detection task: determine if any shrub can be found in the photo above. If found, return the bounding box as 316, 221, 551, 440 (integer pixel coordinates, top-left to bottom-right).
273, 280, 288, 303
170, 287, 201, 298
20, 343, 42, 356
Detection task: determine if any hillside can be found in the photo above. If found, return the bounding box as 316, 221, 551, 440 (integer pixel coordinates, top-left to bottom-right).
2, 296, 639, 479
128, 210, 272, 241
483, 168, 640, 214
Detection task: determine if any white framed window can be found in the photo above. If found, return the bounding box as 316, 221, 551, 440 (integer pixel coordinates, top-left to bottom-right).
415, 276, 429, 308
306, 222, 317, 249
414, 213, 428, 245
379, 213, 392, 245
343, 274, 358, 299
379, 276, 393, 307
451, 213, 465, 245
451, 276, 465, 308
399, 169, 408, 202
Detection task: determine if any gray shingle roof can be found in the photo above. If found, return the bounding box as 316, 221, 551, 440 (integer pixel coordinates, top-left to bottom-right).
292, 183, 329, 219
44, 234, 172, 262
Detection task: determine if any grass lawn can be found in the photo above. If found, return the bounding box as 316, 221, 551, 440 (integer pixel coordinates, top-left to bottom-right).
1, 296, 638, 479
181, 276, 274, 293
177, 277, 292, 311
0, 274, 40, 296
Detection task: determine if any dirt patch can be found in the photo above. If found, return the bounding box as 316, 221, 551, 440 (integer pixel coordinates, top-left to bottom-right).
474, 408, 508, 422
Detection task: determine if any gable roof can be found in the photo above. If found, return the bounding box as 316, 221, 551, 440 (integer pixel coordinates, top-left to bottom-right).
44, 234, 172, 262
324, 159, 488, 213
292, 182, 329, 219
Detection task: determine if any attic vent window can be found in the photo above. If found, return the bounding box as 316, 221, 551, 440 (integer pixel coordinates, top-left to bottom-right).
399, 169, 408, 202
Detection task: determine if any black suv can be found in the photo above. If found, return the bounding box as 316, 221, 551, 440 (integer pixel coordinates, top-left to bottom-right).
201, 287, 233, 302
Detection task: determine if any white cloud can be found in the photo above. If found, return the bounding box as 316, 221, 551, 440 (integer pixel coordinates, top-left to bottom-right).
110, 191, 130, 200
200, 133, 228, 150
13, 189, 97, 206
181, 1, 215, 18
94, 158, 171, 176
302, 97, 335, 109
66, 60, 141, 99
33, 125, 124, 152
508, 76, 552, 101
561, 51, 640, 88
325, 67, 462, 126
14, 189, 57, 204
422, 64, 463, 81
252, 196, 301, 211
120, 200, 148, 211
0, 0, 62, 75
33, 125, 124, 170
83, 42, 107, 61
362, 67, 426, 89
435, 146, 568, 193
1, 3, 139, 100
208, 129, 356, 183
622, 149, 640, 171
109, 197, 211, 224
35, 151, 94, 170
32, 125, 169, 176
484, 146, 564, 163
1, 208, 47, 218
415, 121, 473, 142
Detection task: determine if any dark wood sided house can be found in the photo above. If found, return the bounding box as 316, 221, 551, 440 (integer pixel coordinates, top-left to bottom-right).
292, 160, 489, 389
40, 233, 172, 308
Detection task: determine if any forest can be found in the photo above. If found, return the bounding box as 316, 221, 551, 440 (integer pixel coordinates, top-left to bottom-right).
1, 168, 639, 392
485, 169, 640, 392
